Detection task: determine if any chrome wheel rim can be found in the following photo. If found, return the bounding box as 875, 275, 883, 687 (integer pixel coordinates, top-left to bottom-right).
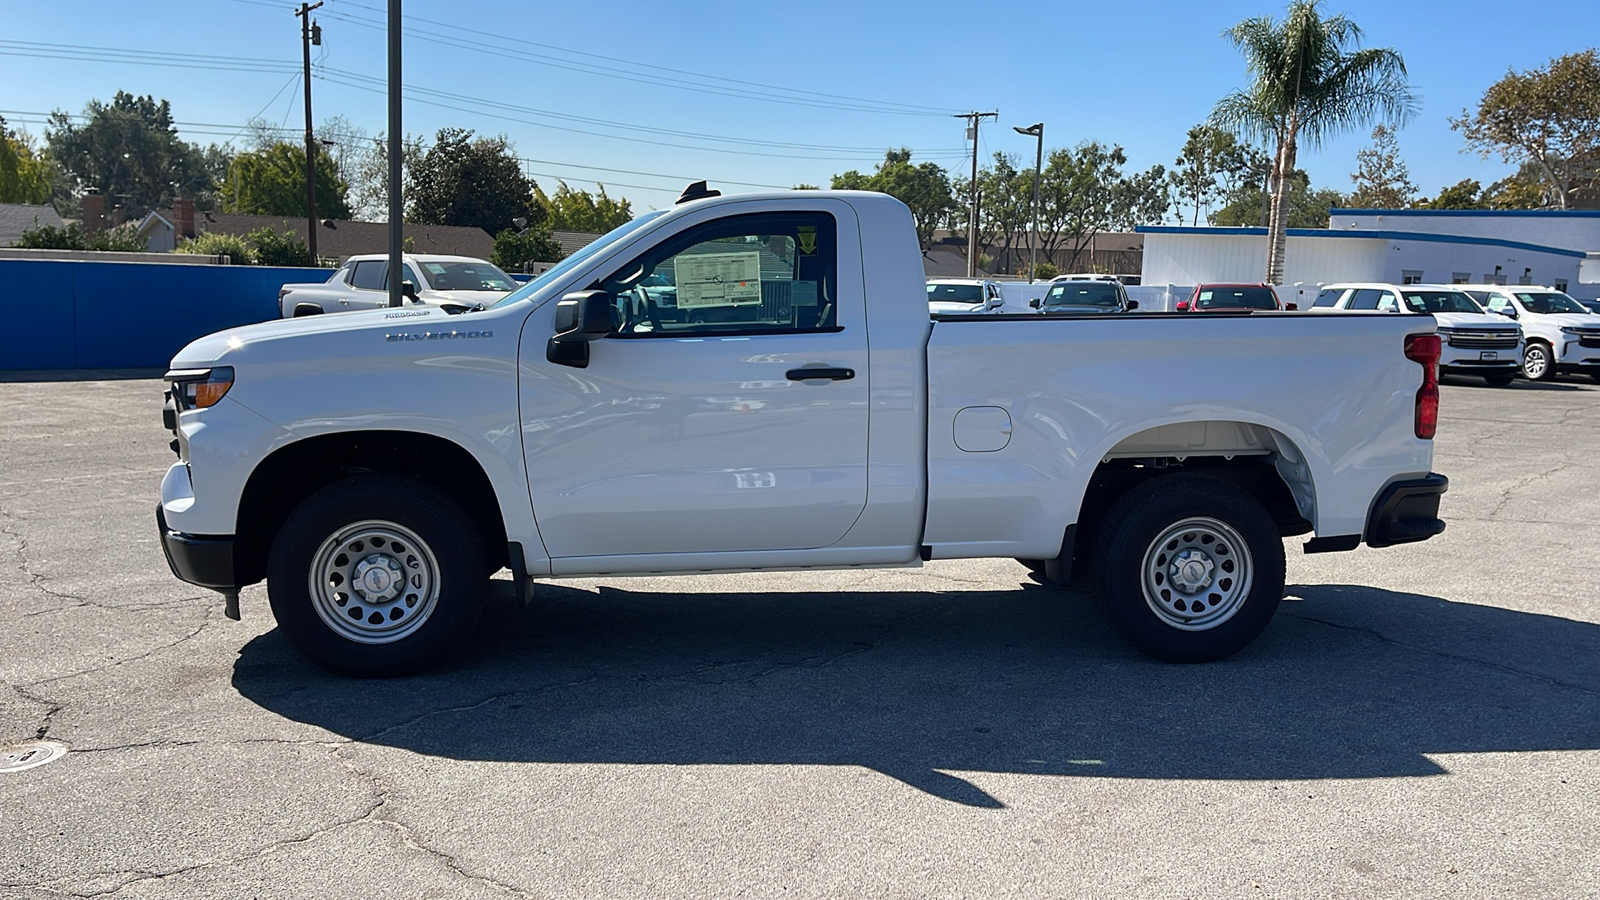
1140, 516, 1253, 631
308, 520, 440, 645
1524, 346, 1548, 379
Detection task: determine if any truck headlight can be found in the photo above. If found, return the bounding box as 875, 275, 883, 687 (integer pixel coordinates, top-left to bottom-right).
1560, 326, 1583, 335
165, 367, 235, 410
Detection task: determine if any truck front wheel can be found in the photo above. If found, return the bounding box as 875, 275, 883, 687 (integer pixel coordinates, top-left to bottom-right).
266, 474, 487, 677
1092, 475, 1284, 663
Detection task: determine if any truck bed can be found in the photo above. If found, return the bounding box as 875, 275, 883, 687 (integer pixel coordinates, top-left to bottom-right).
921, 312, 1436, 559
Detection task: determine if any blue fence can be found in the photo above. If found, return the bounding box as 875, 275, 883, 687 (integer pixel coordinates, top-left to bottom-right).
1, 259, 331, 370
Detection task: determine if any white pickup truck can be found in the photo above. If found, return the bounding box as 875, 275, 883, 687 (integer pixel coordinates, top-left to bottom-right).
278, 253, 520, 317
158, 187, 1449, 676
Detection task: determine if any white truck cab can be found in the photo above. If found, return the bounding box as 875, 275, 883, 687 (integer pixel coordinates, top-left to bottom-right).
157, 187, 1449, 676
1312, 282, 1523, 386
278, 254, 520, 317
926, 278, 1006, 315
1459, 286, 1600, 383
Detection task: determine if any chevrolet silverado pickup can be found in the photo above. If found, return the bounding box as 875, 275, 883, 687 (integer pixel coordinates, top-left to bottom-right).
278, 253, 519, 317
158, 186, 1449, 676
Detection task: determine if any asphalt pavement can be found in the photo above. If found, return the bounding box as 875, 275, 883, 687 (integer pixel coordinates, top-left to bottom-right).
1, 369, 1597, 899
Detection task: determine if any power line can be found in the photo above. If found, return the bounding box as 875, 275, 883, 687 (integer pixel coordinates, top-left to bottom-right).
305, 0, 958, 117
0, 40, 966, 163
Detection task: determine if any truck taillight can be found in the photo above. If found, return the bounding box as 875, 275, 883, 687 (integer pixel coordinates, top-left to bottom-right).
1405, 333, 1441, 439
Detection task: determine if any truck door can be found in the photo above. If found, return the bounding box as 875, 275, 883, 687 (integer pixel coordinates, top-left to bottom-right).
519, 208, 870, 559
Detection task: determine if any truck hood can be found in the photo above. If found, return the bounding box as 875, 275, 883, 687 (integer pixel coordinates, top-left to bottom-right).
927, 301, 989, 315
1433, 312, 1515, 330
171, 305, 458, 367
1527, 312, 1600, 330
423, 289, 513, 306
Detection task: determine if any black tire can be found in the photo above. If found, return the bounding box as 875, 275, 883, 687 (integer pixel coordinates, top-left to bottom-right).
1092, 474, 1285, 663
1523, 342, 1554, 381
267, 474, 487, 677
1590, 373, 1600, 385
1484, 373, 1515, 387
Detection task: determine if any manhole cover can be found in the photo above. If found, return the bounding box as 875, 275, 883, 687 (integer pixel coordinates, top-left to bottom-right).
0, 741, 69, 773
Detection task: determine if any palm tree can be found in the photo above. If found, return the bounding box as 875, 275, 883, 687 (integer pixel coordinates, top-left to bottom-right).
1213, 0, 1416, 284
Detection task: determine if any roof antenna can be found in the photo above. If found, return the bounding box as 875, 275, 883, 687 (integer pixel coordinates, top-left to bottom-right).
677, 181, 721, 205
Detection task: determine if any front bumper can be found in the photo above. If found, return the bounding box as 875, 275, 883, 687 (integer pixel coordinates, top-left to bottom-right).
1365, 473, 1448, 548
156, 505, 237, 592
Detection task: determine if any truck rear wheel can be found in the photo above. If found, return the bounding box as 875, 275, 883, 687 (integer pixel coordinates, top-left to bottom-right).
1092, 474, 1284, 663
266, 474, 487, 677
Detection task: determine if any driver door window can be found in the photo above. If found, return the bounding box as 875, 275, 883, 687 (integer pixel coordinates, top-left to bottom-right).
599, 213, 837, 337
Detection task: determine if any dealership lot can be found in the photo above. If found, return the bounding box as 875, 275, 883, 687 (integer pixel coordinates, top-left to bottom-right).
2, 371, 1598, 899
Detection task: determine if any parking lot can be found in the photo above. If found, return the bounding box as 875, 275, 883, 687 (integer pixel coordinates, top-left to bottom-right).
2, 370, 1597, 899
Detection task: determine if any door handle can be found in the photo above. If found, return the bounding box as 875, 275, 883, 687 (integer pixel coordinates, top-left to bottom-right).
786, 367, 855, 382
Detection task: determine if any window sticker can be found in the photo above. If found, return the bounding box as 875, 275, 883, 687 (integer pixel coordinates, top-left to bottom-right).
796, 226, 818, 255
790, 280, 819, 306
425, 263, 447, 274
674, 251, 763, 308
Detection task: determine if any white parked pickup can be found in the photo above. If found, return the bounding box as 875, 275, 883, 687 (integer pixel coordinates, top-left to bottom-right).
1311, 282, 1524, 386
277, 253, 520, 317
1459, 285, 1600, 383
158, 187, 1450, 676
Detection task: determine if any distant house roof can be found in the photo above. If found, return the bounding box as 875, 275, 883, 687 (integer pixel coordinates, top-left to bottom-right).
1136, 224, 1588, 258
922, 247, 988, 278
550, 230, 602, 256
160, 210, 496, 262
0, 203, 66, 247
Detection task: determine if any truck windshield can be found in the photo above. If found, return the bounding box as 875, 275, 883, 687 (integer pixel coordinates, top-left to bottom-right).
928, 283, 984, 304
1196, 287, 1277, 310
1400, 291, 1482, 314
489, 211, 668, 309
420, 261, 517, 292
1514, 291, 1588, 314
1044, 282, 1120, 307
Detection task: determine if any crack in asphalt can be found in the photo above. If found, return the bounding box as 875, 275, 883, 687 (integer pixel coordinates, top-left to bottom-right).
1288, 611, 1600, 698
23, 605, 216, 688
1485, 463, 1578, 521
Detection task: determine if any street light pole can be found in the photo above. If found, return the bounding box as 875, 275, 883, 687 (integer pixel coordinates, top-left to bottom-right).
387, 0, 403, 309
1014, 122, 1043, 282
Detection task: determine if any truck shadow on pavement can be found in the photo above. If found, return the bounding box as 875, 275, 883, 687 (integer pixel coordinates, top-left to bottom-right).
231, 581, 1600, 808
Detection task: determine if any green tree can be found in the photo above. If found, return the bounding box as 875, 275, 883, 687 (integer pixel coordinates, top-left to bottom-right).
1212, 169, 1345, 227
830, 148, 955, 250
491, 226, 564, 272
1034, 141, 1128, 271
1112, 163, 1171, 230
957, 152, 1033, 274
407, 128, 539, 234
45, 92, 224, 213
348, 132, 425, 222
1452, 50, 1600, 210
1169, 124, 1239, 226
175, 230, 254, 262
0, 117, 53, 204
1348, 124, 1417, 208
1214, 0, 1415, 283
247, 226, 313, 267
535, 182, 633, 233
1483, 165, 1553, 209
14, 221, 147, 251
221, 143, 352, 219
1416, 178, 1486, 210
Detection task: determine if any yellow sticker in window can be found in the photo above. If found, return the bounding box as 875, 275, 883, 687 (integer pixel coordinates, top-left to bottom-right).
797, 226, 817, 255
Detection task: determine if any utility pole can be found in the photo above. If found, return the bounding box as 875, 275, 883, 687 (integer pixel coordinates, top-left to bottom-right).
387, 0, 403, 310
954, 111, 997, 277
296, 1, 324, 263
1014, 122, 1043, 282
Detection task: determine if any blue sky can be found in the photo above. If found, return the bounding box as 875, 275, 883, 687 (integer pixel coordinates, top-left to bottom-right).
3, 0, 1593, 214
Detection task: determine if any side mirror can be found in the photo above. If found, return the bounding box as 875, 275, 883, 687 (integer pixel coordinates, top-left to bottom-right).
1126, 299, 1139, 311
1495, 307, 1517, 318
1175, 300, 1190, 311
1285, 302, 1298, 311
1029, 298, 1041, 309
402, 280, 420, 304
546, 290, 614, 368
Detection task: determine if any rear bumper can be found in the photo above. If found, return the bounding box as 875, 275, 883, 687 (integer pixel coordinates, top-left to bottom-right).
1365, 473, 1448, 548
156, 505, 237, 591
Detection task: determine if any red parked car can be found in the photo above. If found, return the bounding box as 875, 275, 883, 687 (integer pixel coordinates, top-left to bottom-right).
1177, 283, 1296, 312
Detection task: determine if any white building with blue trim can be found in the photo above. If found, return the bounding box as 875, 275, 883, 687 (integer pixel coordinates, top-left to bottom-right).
1136, 209, 1600, 307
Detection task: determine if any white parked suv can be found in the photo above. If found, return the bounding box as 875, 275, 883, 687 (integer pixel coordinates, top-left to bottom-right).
278, 254, 521, 317
926, 278, 1006, 315
1312, 283, 1523, 386
1459, 286, 1600, 383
